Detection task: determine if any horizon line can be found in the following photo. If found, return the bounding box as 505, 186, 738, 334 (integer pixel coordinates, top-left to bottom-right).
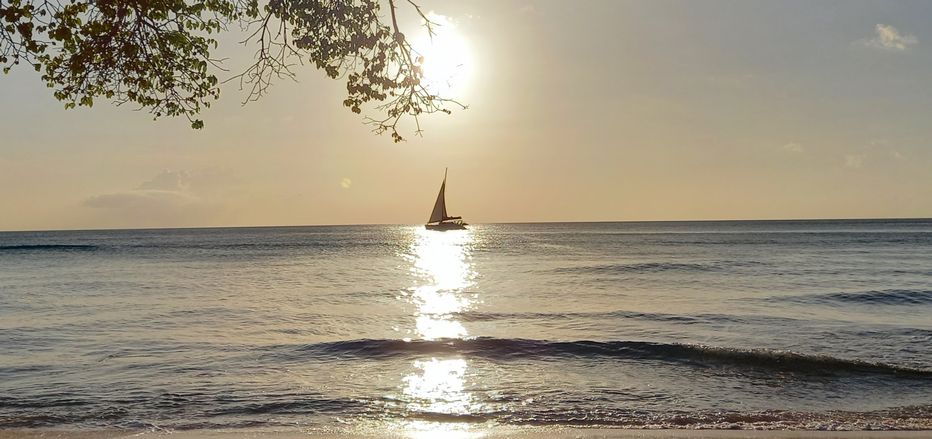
2, 216, 931, 234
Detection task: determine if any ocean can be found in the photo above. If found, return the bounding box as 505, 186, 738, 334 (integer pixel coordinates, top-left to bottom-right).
1, 220, 931, 433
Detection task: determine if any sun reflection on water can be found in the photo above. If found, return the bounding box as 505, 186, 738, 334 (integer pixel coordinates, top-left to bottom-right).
403, 358, 473, 414
399, 420, 488, 439
393, 227, 486, 438
396, 356, 488, 439
406, 227, 476, 340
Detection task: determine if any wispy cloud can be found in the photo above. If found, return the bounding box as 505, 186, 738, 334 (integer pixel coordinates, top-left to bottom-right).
81, 169, 237, 227
84, 189, 197, 209
840, 139, 907, 169
782, 142, 804, 153
137, 170, 191, 192
863, 24, 917, 51
844, 154, 865, 169
869, 139, 905, 160
85, 170, 197, 210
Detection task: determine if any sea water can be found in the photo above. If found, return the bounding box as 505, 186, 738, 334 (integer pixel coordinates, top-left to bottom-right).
1, 220, 931, 432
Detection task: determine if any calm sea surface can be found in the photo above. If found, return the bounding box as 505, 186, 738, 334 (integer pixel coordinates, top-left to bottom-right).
1, 220, 931, 433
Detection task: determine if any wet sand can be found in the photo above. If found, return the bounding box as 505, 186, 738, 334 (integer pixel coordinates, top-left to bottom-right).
2, 430, 930, 439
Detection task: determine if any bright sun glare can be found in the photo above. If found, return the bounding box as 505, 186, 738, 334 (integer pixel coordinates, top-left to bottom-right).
408, 227, 475, 340
412, 13, 474, 96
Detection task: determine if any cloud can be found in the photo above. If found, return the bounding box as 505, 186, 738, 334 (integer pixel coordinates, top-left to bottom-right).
783, 142, 804, 153
844, 154, 865, 169
84, 190, 197, 209
137, 170, 191, 191
340, 177, 352, 189
840, 140, 908, 169
867, 139, 908, 161
864, 24, 917, 51
424, 11, 455, 27
868, 138, 891, 149
81, 169, 236, 227
85, 170, 197, 210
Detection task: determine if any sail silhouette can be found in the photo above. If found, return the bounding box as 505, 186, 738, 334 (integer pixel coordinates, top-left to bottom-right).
425, 168, 466, 230
428, 171, 449, 223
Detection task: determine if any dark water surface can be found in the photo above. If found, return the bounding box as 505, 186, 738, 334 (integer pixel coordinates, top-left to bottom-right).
1, 220, 931, 432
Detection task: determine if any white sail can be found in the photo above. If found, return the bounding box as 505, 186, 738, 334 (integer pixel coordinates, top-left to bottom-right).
428, 170, 448, 223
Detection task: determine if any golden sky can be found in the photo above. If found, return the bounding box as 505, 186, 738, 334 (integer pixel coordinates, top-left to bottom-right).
1, 0, 931, 230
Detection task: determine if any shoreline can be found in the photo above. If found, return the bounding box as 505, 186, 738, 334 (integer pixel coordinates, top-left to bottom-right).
2, 429, 932, 439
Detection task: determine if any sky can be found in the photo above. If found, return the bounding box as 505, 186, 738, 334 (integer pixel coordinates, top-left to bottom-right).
1, 0, 932, 231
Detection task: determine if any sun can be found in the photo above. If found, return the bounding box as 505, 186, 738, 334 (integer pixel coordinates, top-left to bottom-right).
411, 13, 474, 97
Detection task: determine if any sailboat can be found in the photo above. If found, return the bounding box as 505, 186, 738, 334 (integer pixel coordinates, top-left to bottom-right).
425, 168, 467, 230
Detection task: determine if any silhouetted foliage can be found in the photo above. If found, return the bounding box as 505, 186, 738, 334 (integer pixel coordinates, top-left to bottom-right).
0, 0, 464, 141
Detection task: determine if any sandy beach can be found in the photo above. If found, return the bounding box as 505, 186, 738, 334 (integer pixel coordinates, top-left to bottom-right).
2, 429, 932, 439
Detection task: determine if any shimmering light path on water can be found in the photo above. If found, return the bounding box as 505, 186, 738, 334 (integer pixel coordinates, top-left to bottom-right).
397, 228, 484, 438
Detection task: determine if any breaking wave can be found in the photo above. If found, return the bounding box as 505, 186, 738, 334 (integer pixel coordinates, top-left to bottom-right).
276, 337, 932, 377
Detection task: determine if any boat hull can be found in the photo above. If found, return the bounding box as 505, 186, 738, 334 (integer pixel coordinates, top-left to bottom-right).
425, 222, 467, 231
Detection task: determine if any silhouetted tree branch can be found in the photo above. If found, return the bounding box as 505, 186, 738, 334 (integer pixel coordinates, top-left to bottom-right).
0, 0, 464, 141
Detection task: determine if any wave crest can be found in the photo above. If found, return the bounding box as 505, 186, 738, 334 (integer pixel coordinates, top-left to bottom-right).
774, 289, 932, 306
0, 244, 98, 252
281, 337, 932, 377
